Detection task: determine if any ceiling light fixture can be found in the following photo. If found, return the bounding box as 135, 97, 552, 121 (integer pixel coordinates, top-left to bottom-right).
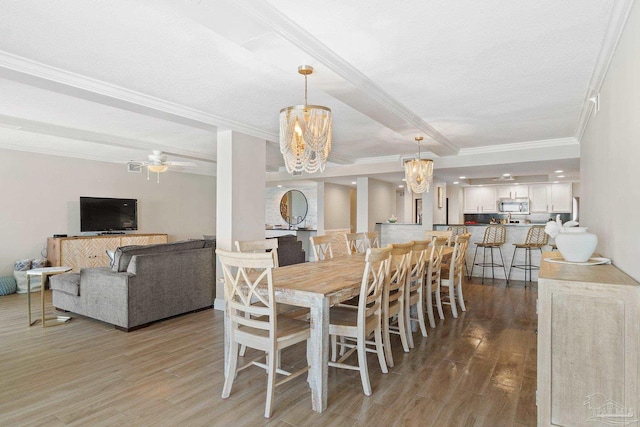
453, 181, 459, 184
558, 175, 565, 178
459, 176, 466, 179
148, 165, 169, 173
279, 65, 332, 174
404, 136, 434, 194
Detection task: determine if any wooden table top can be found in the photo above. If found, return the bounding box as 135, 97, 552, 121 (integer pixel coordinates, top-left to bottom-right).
270, 248, 454, 304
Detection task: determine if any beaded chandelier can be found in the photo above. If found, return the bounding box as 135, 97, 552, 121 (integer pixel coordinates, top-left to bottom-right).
279, 65, 332, 174
404, 136, 434, 193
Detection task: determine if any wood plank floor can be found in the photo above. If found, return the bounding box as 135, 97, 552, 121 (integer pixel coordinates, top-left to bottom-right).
0, 277, 537, 426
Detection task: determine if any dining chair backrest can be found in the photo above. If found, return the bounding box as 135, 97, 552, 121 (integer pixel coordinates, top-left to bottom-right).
446, 234, 471, 282
217, 249, 277, 344
310, 234, 333, 261
344, 232, 367, 254
425, 236, 448, 284
425, 230, 453, 246
364, 231, 380, 249
524, 225, 548, 246
359, 247, 392, 326
409, 240, 430, 284
447, 225, 468, 238
481, 225, 506, 245
387, 242, 412, 308
235, 239, 279, 268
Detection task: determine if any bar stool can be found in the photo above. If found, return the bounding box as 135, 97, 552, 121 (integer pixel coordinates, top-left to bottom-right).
507, 225, 548, 285
470, 225, 507, 283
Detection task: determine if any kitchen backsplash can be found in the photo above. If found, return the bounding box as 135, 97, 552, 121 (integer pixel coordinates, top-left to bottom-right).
463, 212, 571, 224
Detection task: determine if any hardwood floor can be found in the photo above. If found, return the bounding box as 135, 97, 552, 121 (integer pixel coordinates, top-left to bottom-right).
0, 277, 537, 426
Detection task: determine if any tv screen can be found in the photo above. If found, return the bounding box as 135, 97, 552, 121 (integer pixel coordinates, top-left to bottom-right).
80, 197, 138, 232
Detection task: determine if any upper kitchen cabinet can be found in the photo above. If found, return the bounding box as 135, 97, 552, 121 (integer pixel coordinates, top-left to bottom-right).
464, 186, 498, 213
496, 185, 529, 199
530, 183, 572, 213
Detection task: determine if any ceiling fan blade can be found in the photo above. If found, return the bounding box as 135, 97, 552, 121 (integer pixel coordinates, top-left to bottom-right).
165, 161, 197, 167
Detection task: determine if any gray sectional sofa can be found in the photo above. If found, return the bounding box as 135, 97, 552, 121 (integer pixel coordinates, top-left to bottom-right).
50, 239, 215, 331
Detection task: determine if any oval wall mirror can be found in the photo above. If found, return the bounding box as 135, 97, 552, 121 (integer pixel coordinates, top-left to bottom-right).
280, 190, 308, 226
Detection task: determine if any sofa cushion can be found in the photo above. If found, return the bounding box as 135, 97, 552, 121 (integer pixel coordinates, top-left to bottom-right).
112, 240, 206, 272
50, 273, 81, 296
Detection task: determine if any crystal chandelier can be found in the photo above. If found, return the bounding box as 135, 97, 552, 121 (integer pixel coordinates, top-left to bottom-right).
280, 65, 332, 174
404, 136, 434, 193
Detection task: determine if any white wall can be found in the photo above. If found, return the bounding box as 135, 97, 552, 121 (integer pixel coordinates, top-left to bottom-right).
324, 183, 351, 230
580, 0, 640, 281
0, 149, 215, 277
367, 179, 396, 231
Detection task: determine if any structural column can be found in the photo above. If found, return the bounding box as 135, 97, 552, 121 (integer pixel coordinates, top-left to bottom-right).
356, 177, 369, 232
215, 130, 266, 310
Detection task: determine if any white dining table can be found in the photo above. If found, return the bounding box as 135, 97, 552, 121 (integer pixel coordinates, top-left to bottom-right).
223, 248, 452, 413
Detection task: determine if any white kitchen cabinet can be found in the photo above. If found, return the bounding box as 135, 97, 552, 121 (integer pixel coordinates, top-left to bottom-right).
463, 186, 497, 213
496, 185, 529, 199
549, 183, 572, 212
530, 183, 572, 213
538, 253, 640, 426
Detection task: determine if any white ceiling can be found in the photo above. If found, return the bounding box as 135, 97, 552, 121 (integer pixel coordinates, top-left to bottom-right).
0, 0, 624, 186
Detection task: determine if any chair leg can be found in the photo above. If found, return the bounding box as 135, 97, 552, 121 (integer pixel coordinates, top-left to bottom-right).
374, 324, 388, 374
358, 332, 372, 396
507, 246, 518, 284
448, 281, 458, 318
426, 281, 436, 328
497, 247, 507, 280
416, 289, 428, 337
435, 281, 445, 320
405, 302, 415, 349
382, 316, 394, 368
330, 335, 337, 362
456, 274, 466, 312
264, 350, 276, 418
398, 306, 410, 353
222, 341, 239, 398
470, 246, 480, 280
489, 246, 498, 280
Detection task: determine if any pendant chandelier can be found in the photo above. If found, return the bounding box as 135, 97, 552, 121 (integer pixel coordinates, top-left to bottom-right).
279, 65, 332, 174
404, 136, 434, 193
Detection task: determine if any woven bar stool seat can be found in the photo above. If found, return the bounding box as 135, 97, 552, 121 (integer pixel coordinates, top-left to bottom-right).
507, 225, 548, 286
470, 225, 507, 283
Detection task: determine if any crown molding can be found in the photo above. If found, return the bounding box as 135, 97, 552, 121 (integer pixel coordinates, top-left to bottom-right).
574, 0, 635, 141
0, 51, 278, 142
232, 0, 458, 156
457, 137, 579, 156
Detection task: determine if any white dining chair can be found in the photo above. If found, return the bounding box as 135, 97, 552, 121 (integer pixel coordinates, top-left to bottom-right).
310, 234, 334, 260
425, 230, 453, 247
383, 242, 412, 367
438, 234, 471, 319
235, 239, 279, 268
405, 239, 430, 348
344, 232, 367, 254
425, 236, 449, 328
328, 246, 391, 395
364, 231, 380, 249
217, 249, 310, 418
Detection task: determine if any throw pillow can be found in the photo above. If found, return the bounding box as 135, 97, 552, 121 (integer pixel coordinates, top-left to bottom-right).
106, 250, 115, 268
0, 277, 17, 295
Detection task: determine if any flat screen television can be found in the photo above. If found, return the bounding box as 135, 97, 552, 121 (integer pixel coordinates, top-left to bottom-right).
80, 197, 138, 232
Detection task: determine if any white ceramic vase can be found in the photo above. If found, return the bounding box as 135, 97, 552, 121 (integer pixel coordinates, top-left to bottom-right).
555, 227, 597, 262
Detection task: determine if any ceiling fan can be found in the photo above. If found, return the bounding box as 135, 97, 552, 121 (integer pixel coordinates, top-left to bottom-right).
127, 150, 196, 183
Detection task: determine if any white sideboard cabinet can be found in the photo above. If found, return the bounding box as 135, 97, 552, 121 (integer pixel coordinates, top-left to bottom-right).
538, 254, 640, 426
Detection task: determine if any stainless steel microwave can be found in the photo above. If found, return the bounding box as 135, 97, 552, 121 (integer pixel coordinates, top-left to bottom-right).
498, 198, 530, 214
